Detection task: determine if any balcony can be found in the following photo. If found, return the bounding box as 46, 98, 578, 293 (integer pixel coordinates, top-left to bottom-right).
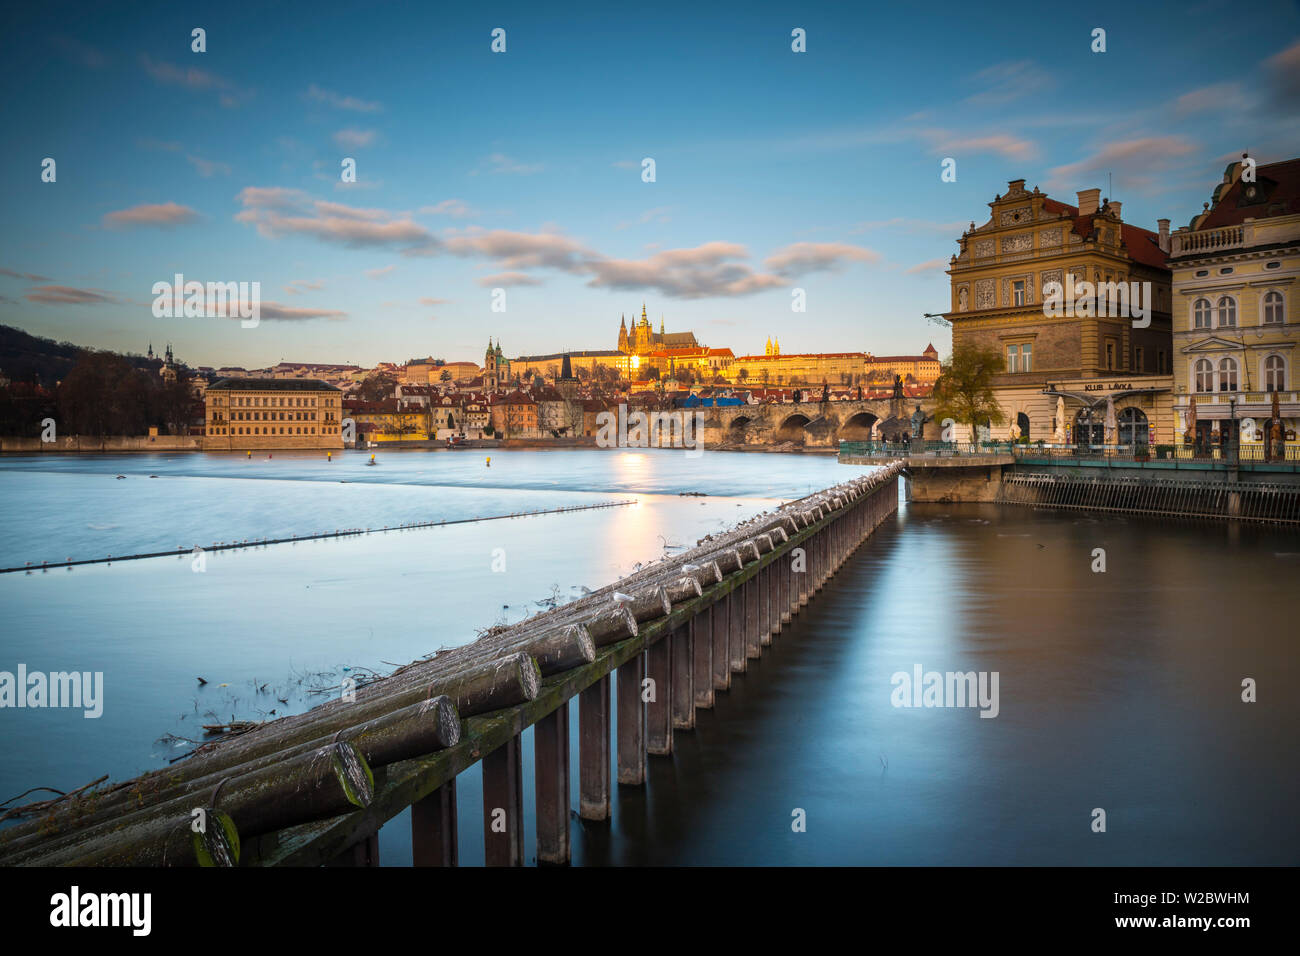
1169, 224, 1245, 257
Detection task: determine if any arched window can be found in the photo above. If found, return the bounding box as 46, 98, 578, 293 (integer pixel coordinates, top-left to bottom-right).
1194, 358, 1214, 393
1263, 290, 1284, 325
1265, 355, 1286, 392
1118, 407, 1148, 446
1074, 407, 1104, 446
1193, 298, 1212, 329
1217, 296, 1236, 328
1217, 357, 1238, 392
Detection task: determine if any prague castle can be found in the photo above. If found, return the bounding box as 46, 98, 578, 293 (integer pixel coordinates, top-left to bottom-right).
618, 304, 700, 356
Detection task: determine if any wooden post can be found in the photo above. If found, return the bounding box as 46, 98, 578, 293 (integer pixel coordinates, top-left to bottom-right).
534, 702, 570, 865
646, 632, 673, 755
797, 538, 810, 608
745, 575, 761, 660
696, 608, 717, 707
713, 592, 732, 691
412, 779, 457, 866
759, 564, 772, 646
729, 584, 748, 673
674, 620, 697, 727
330, 830, 379, 867
617, 654, 646, 785
772, 558, 783, 636
579, 675, 611, 821
482, 733, 524, 866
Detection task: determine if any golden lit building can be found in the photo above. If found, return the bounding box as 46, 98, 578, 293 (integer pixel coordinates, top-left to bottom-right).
203, 378, 344, 449
1168, 155, 1299, 452
729, 350, 868, 386
945, 178, 1175, 444
865, 344, 942, 384
618, 304, 699, 357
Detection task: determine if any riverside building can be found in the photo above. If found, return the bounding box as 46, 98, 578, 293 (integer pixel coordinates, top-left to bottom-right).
945, 179, 1175, 445
1168, 155, 1299, 454
203, 378, 344, 450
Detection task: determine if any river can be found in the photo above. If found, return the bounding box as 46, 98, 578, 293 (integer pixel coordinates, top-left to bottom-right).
0, 449, 1295, 865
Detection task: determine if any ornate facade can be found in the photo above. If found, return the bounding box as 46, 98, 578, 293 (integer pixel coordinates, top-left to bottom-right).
945, 178, 1175, 444
1168, 155, 1299, 453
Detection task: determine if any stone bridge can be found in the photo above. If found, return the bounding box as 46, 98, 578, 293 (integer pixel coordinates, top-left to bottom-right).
695, 398, 937, 448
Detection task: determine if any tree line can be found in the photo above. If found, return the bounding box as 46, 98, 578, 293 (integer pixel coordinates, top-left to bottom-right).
0, 344, 200, 438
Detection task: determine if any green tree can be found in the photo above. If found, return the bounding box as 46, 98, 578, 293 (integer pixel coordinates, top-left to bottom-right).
930, 345, 1005, 442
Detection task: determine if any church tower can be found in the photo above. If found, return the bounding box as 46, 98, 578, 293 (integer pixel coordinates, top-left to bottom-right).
765, 337, 772, 356
484, 338, 499, 391
618, 314, 629, 353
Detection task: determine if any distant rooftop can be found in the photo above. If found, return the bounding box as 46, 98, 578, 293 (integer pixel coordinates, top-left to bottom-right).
207, 377, 341, 392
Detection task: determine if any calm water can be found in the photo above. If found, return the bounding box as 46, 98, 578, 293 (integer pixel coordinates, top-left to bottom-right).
0, 449, 1295, 865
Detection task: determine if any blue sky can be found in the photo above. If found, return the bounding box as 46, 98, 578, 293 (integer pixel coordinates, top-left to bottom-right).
1, 0, 1297, 369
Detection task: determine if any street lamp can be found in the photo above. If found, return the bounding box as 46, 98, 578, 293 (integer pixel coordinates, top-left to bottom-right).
1229, 398, 1237, 464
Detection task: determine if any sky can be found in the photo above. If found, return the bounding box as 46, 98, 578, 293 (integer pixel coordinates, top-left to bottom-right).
1, 0, 1298, 370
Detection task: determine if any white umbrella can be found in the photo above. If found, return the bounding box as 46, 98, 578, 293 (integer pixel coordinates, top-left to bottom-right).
1104, 396, 1117, 445
1055, 396, 1066, 443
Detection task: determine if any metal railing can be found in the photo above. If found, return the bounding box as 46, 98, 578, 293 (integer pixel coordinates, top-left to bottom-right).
838, 440, 1015, 459
1000, 472, 1300, 524
838, 440, 1300, 472
1010, 442, 1300, 471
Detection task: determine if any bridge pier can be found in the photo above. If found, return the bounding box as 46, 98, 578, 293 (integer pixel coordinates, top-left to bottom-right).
579, 675, 611, 820
672, 622, 696, 728
646, 632, 673, 755
411, 779, 457, 866
617, 654, 646, 785
744, 575, 761, 660
534, 703, 570, 865
713, 592, 732, 690
482, 733, 524, 866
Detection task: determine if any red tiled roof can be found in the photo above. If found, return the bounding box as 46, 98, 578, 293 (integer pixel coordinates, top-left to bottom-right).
1197, 158, 1300, 229
1041, 197, 1167, 269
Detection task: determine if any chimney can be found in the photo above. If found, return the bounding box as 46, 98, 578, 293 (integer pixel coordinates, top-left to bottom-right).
1109, 200, 1122, 219
1077, 188, 1101, 216
1157, 219, 1170, 253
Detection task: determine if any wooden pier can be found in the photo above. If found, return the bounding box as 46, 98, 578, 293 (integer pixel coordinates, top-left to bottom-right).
0, 464, 902, 867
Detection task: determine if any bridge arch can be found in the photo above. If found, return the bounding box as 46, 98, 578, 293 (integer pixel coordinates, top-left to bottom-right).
840, 411, 878, 442
728, 415, 753, 441
775, 413, 812, 444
